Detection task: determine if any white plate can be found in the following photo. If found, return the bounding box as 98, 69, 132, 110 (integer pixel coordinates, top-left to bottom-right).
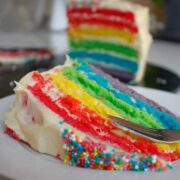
0, 87, 180, 180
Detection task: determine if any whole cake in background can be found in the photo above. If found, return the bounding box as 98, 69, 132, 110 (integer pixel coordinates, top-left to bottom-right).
66, 0, 152, 82
0, 48, 54, 66
4, 57, 180, 172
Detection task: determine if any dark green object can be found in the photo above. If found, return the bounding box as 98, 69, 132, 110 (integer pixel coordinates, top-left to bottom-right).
153, 0, 164, 7
138, 63, 180, 93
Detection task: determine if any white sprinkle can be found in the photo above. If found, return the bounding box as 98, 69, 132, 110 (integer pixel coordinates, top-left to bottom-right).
142, 107, 147, 112
63, 144, 68, 149
135, 165, 139, 169
152, 155, 157, 163
100, 161, 103, 165
122, 156, 129, 163
144, 168, 149, 172
71, 134, 75, 140
131, 97, 136, 104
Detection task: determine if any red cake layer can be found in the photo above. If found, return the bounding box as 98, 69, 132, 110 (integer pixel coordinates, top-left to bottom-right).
27, 72, 179, 161
68, 7, 135, 22
0, 49, 53, 58
68, 14, 138, 33
4, 127, 21, 141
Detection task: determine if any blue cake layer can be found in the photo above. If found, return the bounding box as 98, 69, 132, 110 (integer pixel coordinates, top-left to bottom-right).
76, 62, 180, 129
69, 51, 138, 74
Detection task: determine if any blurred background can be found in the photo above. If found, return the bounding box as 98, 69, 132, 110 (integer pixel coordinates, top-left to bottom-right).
0, 0, 179, 98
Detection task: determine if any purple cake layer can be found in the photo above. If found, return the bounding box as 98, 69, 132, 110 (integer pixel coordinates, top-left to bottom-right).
90, 64, 180, 121
91, 63, 134, 82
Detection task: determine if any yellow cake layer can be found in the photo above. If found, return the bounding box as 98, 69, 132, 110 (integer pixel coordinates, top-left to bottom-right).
155, 143, 180, 154
68, 26, 136, 44
50, 70, 118, 120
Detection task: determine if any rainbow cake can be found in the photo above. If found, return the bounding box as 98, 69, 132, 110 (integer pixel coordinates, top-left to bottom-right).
4, 57, 180, 172
66, 0, 152, 82
0, 48, 54, 66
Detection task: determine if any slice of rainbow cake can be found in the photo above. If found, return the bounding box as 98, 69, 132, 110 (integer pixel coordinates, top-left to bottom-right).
66, 0, 152, 82
4, 57, 180, 171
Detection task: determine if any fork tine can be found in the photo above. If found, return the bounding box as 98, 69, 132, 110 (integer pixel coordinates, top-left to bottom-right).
109, 115, 165, 141
111, 118, 162, 137
111, 119, 165, 142
108, 115, 161, 135
108, 115, 180, 143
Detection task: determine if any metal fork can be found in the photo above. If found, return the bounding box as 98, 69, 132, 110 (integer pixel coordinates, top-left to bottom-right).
109, 115, 180, 143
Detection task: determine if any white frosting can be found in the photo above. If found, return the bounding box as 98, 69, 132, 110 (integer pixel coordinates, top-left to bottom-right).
0, 57, 29, 65
0, 53, 50, 65
4, 72, 86, 158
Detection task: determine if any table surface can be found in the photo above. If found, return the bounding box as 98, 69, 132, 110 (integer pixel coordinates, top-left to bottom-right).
148, 40, 180, 95
0, 31, 179, 94
148, 40, 180, 79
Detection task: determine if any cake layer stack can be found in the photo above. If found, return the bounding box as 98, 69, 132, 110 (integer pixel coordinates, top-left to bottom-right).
4, 58, 180, 171
67, 0, 152, 82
